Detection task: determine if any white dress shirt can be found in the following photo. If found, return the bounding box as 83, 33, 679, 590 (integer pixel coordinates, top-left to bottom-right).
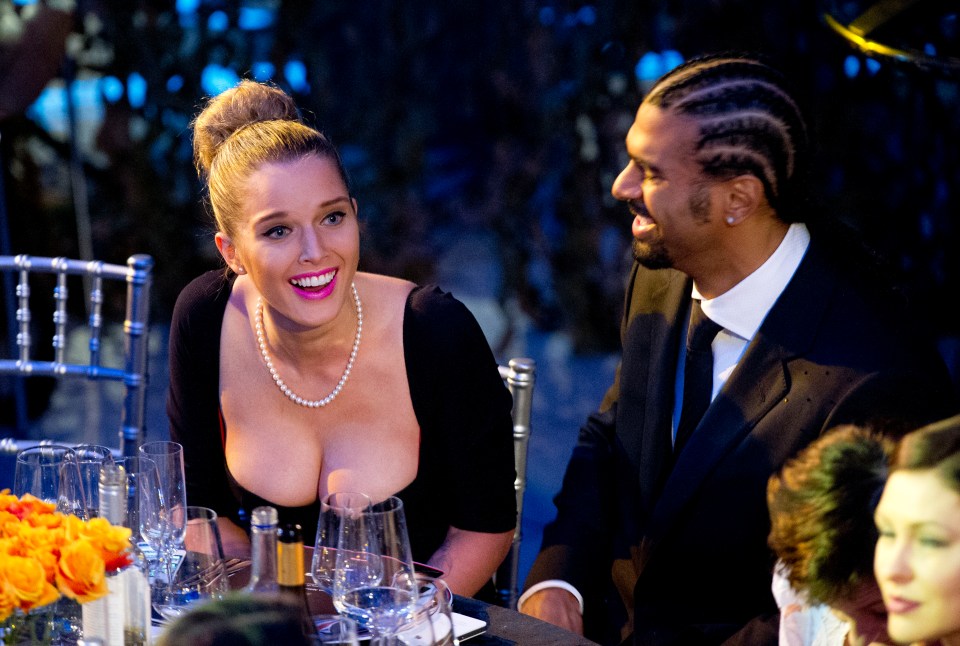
677, 222, 811, 441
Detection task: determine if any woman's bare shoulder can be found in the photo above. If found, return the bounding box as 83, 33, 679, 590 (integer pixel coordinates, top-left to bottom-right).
356, 272, 416, 303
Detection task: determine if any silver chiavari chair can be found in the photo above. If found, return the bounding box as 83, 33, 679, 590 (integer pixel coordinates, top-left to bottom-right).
493, 357, 536, 610
0, 254, 153, 463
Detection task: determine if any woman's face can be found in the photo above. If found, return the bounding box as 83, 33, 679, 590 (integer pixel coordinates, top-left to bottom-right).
216, 154, 360, 331
874, 469, 960, 646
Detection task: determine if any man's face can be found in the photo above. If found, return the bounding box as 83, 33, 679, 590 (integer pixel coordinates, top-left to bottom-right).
611, 103, 720, 273
829, 578, 890, 646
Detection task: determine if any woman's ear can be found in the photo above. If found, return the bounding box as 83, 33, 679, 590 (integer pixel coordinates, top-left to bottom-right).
215, 232, 244, 274
722, 174, 765, 225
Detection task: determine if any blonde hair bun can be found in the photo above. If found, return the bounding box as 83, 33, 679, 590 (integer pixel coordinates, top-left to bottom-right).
192, 80, 301, 176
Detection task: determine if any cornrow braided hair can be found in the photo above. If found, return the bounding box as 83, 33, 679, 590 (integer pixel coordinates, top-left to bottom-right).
645, 54, 809, 222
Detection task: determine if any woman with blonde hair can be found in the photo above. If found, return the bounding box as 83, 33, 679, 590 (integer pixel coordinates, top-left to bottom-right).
167, 80, 516, 597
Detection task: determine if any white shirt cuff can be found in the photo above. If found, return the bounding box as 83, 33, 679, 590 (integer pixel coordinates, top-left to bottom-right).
518, 580, 585, 615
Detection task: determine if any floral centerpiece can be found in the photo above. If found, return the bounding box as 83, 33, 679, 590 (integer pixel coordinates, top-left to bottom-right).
0, 490, 133, 645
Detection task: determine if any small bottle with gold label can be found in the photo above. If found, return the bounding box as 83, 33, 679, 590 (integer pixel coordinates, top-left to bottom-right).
277, 522, 318, 638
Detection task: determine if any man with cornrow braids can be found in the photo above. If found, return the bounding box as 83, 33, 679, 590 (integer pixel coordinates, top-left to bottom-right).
520, 53, 956, 645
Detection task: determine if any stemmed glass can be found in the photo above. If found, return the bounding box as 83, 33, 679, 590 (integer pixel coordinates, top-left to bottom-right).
138, 441, 187, 590
333, 496, 418, 645
115, 456, 163, 546
312, 491, 373, 594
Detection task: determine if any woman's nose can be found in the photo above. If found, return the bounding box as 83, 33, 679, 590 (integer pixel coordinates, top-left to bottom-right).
299, 229, 324, 263
878, 540, 913, 585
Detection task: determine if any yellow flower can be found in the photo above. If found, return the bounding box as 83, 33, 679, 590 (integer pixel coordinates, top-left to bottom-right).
55, 540, 107, 603
0, 578, 17, 623
0, 493, 131, 621
67, 517, 132, 571
0, 553, 60, 612
1, 524, 58, 583
10, 493, 56, 521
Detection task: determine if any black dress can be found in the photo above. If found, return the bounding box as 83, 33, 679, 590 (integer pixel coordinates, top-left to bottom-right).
166, 270, 517, 564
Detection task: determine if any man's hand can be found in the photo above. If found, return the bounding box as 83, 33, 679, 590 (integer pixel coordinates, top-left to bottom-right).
519, 588, 584, 635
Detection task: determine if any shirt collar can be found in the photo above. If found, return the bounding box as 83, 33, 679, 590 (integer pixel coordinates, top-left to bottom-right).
692, 223, 810, 340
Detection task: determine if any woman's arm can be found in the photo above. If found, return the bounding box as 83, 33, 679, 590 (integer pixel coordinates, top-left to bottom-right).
167, 273, 238, 524
427, 526, 514, 597
217, 516, 252, 559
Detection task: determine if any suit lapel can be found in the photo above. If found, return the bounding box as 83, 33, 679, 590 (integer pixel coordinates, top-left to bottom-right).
646, 338, 790, 541
619, 269, 689, 515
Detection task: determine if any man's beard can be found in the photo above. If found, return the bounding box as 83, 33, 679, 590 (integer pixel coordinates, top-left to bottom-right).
631, 186, 712, 270
632, 237, 672, 269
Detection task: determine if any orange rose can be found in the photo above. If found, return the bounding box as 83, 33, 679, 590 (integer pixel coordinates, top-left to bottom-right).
55, 540, 107, 603
0, 510, 24, 538
9, 523, 61, 580
0, 489, 15, 505
0, 579, 18, 622
60, 513, 86, 543
71, 518, 132, 570
0, 537, 18, 556
0, 553, 60, 612
24, 509, 63, 531
14, 494, 56, 521
0, 490, 21, 516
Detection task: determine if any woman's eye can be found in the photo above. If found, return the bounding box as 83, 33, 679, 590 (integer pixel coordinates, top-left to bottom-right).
264, 226, 289, 239
918, 535, 948, 548
323, 211, 346, 225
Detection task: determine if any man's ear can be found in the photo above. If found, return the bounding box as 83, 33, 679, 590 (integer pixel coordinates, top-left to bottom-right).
215, 232, 244, 274
722, 174, 765, 225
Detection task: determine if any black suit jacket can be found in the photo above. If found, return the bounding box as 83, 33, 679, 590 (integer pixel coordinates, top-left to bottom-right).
525, 239, 957, 645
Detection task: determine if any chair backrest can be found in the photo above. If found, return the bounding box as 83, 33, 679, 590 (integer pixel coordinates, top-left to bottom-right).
493, 356, 536, 610
0, 254, 153, 457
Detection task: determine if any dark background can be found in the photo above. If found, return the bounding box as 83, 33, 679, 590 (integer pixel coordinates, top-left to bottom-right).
2, 0, 959, 400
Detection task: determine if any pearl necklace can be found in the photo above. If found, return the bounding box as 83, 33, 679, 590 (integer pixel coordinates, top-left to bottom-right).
255, 282, 362, 408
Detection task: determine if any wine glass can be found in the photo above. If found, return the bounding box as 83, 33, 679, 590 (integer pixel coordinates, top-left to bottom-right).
13, 444, 86, 517
138, 441, 187, 584
114, 456, 162, 545
333, 496, 418, 645
153, 506, 227, 620
312, 491, 372, 594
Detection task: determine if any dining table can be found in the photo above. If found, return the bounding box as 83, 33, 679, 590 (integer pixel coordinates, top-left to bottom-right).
449, 594, 600, 645
217, 548, 600, 646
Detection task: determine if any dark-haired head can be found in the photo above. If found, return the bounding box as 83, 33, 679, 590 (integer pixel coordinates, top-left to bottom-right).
767, 425, 894, 605
191, 80, 351, 240
643, 54, 809, 224
156, 593, 313, 646
892, 413, 960, 493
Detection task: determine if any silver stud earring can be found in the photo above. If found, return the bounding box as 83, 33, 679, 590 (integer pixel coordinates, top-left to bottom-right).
236, 265, 245, 274
726, 216, 735, 224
